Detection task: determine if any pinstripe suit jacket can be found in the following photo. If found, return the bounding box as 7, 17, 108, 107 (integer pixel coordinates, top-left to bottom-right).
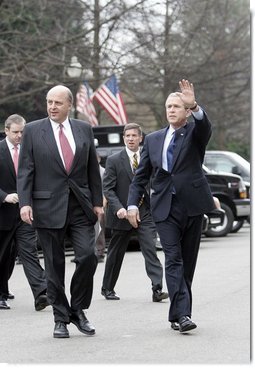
17, 118, 103, 228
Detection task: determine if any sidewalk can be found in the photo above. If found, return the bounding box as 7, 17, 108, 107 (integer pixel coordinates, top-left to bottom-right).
0, 226, 250, 365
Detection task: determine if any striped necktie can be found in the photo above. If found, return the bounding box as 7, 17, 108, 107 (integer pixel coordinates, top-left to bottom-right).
132, 153, 139, 173
132, 152, 144, 206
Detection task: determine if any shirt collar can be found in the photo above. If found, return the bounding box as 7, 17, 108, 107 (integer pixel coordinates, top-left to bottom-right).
50, 118, 70, 131
6, 138, 19, 150
125, 146, 140, 159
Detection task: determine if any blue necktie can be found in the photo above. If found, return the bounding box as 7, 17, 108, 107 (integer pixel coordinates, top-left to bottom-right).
167, 131, 176, 171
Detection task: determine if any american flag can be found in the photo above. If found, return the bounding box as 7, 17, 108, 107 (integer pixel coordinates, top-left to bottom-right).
76, 82, 98, 126
92, 74, 127, 125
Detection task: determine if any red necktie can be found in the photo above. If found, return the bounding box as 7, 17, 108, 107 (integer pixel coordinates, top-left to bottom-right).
59, 124, 74, 173
13, 145, 19, 175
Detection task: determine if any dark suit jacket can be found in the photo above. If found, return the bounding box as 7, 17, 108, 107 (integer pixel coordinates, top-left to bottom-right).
17, 118, 103, 228
128, 111, 215, 222
103, 149, 149, 231
0, 139, 19, 229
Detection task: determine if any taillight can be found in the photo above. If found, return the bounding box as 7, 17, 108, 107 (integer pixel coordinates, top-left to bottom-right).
228, 179, 247, 199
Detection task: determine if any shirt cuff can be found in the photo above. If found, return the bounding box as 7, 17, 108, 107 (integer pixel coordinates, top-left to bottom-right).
191, 106, 203, 120
127, 205, 139, 210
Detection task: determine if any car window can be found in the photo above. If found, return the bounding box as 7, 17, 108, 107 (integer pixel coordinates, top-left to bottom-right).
204, 154, 251, 182
204, 155, 234, 173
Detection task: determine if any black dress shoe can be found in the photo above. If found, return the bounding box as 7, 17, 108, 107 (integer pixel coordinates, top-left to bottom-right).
171, 322, 179, 331
70, 310, 95, 336
0, 299, 10, 309
53, 322, 69, 338
7, 292, 15, 300
101, 288, 120, 300
152, 290, 169, 302
178, 316, 197, 333
35, 294, 50, 311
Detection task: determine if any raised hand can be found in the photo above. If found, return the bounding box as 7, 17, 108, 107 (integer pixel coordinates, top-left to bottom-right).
176, 79, 196, 109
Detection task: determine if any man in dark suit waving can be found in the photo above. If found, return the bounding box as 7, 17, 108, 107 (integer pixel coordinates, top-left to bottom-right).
127, 80, 215, 333
17, 85, 103, 338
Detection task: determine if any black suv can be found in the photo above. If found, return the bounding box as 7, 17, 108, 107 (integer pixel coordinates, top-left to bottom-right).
202, 165, 250, 237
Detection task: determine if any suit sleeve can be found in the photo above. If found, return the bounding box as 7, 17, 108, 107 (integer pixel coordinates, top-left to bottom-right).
17, 124, 35, 207
103, 156, 124, 214
193, 110, 212, 148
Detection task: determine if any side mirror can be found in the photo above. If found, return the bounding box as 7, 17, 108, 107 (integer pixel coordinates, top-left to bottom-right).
232, 165, 241, 175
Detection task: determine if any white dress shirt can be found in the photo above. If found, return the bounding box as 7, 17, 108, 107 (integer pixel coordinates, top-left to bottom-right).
125, 146, 140, 171
6, 138, 20, 160
50, 118, 76, 166
162, 107, 204, 170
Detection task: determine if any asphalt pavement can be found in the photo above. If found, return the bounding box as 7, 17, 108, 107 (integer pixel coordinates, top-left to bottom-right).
0, 225, 250, 365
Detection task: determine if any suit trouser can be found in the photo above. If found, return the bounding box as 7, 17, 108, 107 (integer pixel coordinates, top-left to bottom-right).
155, 195, 203, 322
0, 221, 47, 300
0, 229, 16, 299
102, 211, 163, 292
37, 192, 98, 323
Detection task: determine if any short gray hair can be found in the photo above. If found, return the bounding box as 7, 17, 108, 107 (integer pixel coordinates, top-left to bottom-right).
5, 114, 26, 129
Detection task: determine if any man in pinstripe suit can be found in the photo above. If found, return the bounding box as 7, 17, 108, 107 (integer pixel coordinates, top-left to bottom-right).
17, 85, 104, 338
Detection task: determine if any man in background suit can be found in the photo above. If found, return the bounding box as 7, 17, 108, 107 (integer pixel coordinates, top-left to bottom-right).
127, 80, 215, 333
17, 85, 103, 338
101, 123, 168, 302
0, 114, 48, 311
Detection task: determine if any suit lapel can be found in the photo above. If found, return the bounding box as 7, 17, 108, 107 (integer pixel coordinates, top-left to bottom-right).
41, 119, 64, 171
154, 128, 168, 168
1, 139, 16, 179
171, 125, 187, 170
69, 119, 83, 173
121, 149, 133, 182
41, 118, 84, 173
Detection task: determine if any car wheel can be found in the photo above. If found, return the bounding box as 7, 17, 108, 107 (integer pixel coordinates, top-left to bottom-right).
204, 202, 234, 237
231, 219, 245, 233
